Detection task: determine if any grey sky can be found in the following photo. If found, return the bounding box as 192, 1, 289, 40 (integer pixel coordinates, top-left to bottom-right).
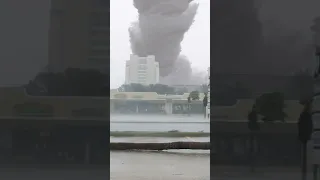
110, 0, 210, 88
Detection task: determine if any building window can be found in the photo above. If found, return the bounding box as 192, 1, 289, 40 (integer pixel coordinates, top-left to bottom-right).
138, 70, 146, 73
138, 77, 146, 82
138, 74, 146, 78
139, 59, 147, 64
138, 65, 147, 70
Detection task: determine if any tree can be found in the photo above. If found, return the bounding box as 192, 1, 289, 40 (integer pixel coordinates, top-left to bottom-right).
26, 68, 108, 96
203, 93, 208, 108
150, 84, 175, 94
255, 92, 287, 122
203, 93, 208, 118
189, 91, 200, 100
117, 83, 176, 94
175, 87, 188, 95
186, 91, 200, 115
298, 102, 313, 180
128, 83, 147, 92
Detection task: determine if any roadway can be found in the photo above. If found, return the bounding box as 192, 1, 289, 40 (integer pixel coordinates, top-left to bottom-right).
111, 151, 210, 180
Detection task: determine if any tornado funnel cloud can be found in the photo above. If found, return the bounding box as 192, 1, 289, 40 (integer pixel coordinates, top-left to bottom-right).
129, 0, 199, 82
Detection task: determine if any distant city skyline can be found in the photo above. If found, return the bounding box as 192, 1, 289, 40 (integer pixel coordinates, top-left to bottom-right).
110, 0, 210, 88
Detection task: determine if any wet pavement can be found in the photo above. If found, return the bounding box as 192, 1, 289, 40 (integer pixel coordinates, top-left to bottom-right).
111, 151, 210, 180
110, 136, 210, 179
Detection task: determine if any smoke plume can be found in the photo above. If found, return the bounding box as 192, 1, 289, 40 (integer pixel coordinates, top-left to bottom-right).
129, 0, 199, 83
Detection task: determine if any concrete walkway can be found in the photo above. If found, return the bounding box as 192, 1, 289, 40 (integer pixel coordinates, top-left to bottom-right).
111, 151, 210, 180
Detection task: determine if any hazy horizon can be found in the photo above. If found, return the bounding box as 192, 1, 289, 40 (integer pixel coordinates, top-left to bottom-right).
110, 0, 210, 89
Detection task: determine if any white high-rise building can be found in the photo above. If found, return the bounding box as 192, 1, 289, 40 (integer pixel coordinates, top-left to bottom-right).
125, 54, 160, 85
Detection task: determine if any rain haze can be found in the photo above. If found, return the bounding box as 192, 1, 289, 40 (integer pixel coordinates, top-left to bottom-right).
110, 0, 210, 89
110, 1, 210, 179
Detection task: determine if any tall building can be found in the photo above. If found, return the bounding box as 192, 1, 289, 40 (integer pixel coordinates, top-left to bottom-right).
48, 0, 109, 72
125, 55, 160, 85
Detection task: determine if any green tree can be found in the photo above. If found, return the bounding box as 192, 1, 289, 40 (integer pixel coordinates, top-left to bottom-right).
189, 91, 200, 100
186, 91, 200, 115
26, 68, 108, 96
150, 84, 175, 94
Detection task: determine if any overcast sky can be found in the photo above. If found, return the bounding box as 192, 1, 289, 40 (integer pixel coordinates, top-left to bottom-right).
110, 0, 210, 89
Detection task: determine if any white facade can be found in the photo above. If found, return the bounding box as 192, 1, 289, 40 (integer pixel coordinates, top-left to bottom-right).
125, 54, 160, 85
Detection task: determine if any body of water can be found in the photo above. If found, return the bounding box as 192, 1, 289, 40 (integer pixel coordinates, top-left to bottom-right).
110, 114, 210, 132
